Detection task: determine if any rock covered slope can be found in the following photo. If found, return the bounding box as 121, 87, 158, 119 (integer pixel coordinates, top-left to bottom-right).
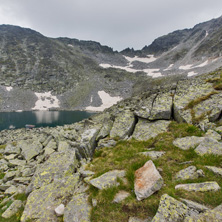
1, 16, 222, 111
1, 70, 222, 221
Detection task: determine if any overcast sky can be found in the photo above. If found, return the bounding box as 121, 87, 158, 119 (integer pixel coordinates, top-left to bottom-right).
0, 0, 222, 51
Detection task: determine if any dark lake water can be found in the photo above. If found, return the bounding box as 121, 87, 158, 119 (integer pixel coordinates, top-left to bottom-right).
0, 111, 95, 131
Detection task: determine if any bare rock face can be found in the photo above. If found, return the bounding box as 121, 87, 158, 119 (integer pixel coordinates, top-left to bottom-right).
134, 160, 163, 201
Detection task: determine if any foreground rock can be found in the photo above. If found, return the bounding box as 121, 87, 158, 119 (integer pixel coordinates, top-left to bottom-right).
133, 120, 170, 141
173, 136, 204, 150
134, 160, 163, 201
89, 170, 125, 190
21, 174, 80, 222
175, 181, 221, 192
63, 193, 91, 222
175, 166, 204, 180
140, 151, 165, 160
205, 166, 222, 176
2, 200, 23, 218
110, 111, 136, 139
152, 194, 189, 222
195, 138, 222, 155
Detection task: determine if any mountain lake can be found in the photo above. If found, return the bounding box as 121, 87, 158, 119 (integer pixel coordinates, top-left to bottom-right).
0, 110, 95, 131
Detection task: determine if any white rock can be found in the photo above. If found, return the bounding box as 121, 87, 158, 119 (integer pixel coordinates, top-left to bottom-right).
55, 204, 65, 216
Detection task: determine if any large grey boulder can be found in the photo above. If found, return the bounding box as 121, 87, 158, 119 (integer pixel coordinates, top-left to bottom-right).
151, 194, 189, 222
175, 166, 204, 180
195, 138, 222, 155
17, 139, 43, 161
63, 193, 91, 222
175, 181, 221, 192
28, 150, 78, 190
173, 136, 205, 150
205, 129, 221, 141
21, 174, 80, 222
110, 111, 136, 139
132, 119, 170, 141
134, 160, 163, 201
174, 77, 213, 124
89, 170, 125, 190
113, 190, 130, 203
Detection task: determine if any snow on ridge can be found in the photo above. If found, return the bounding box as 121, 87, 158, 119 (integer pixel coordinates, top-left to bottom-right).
85, 91, 122, 112
188, 71, 198, 77
6, 86, 13, 91
124, 55, 157, 64
164, 64, 174, 71
194, 60, 208, 68
179, 64, 194, 70
32, 91, 60, 111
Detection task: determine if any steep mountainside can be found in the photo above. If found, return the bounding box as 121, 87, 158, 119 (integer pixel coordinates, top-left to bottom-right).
0, 16, 222, 111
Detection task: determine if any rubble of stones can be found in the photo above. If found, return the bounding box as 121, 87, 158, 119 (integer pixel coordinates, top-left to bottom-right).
1, 72, 222, 221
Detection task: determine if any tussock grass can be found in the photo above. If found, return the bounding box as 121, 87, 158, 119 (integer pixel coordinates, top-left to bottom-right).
87, 122, 222, 221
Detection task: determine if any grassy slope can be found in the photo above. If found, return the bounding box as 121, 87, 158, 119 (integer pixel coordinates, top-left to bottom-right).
86, 122, 222, 222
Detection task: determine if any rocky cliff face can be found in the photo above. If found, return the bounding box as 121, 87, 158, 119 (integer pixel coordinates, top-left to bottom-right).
1, 69, 222, 221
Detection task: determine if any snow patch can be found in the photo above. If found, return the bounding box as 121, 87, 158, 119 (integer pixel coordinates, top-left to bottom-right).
205, 31, 209, 38
32, 92, 60, 110
164, 64, 174, 71
143, 69, 163, 78
194, 60, 208, 68
16, 110, 23, 112
85, 91, 122, 112
6, 86, 13, 91
124, 55, 157, 64
179, 64, 193, 70
68, 44, 74, 48
188, 71, 198, 77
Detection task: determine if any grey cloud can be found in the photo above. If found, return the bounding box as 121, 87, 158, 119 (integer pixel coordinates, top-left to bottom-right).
0, 0, 222, 50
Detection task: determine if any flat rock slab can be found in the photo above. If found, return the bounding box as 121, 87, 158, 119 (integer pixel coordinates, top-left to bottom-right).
181, 198, 209, 212
17, 139, 43, 161
134, 160, 163, 201
140, 151, 165, 160
89, 170, 125, 190
133, 119, 171, 141
205, 130, 221, 141
195, 138, 222, 155
175, 181, 221, 192
113, 190, 130, 203
110, 111, 136, 139
29, 150, 78, 190
63, 193, 91, 222
21, 174, 80, 222
205, 166, 222, 177
2, 200, 23, 218
173, 136, 205, 150
175, 166, 204, 181
4, 143, 20, 155
152, 194, 189, 222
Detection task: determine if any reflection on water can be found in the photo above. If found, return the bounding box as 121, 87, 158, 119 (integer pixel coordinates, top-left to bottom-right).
35, 111, 60, 124
0, 111, 94, 131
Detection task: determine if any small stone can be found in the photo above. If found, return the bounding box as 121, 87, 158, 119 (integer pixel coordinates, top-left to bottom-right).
3, 171, 17, 182
2, 200, 23, 218
113, 190, 130, 203
134, 160, 163, 201
55, 204, 65, 216
97, 139, 117, 149
205, 166, 222, 177
140, 151, 165, 160
128, 217, 151, 222
175, 181, 221, 192
89, 170, 125, 190
175, 166, 204, 181
44, 147, 55, 156
173, 136, 204, 150
58, 141, 70, 152
195, 138, 222, 155
4, 185, 17, 195
4, 143, 20, 155
92, 199, 97, 207
9, 159, 26, 166
205, 129, 221, 141
4, 154, 17, 160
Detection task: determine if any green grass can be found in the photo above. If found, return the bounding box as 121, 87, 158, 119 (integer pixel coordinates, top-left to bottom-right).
86, 122, 222, 221
0, 193, 27, 222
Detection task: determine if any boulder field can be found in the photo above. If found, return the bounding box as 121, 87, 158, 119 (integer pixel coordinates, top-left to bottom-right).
1, 70, 222, 221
